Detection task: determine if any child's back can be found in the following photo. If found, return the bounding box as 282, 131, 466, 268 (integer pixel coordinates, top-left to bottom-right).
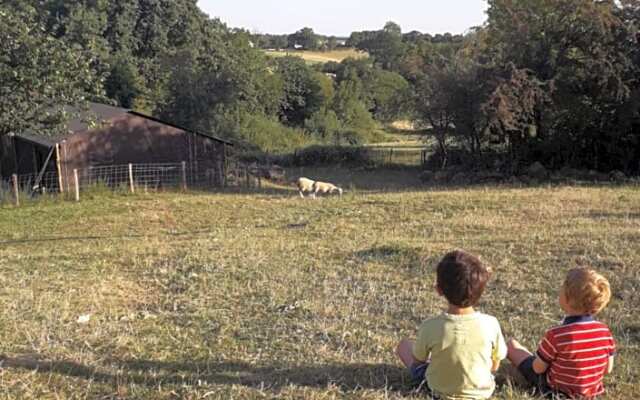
396, 250, 506, 400
507, 267, 615, 399
415, 312, 505, 399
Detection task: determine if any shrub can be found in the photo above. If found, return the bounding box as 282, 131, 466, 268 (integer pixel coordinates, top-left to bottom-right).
276, 145, 375, 167
236, 114, 315, 153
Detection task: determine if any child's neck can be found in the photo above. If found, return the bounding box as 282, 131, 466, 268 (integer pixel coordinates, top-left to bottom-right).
447, 304, 475, 315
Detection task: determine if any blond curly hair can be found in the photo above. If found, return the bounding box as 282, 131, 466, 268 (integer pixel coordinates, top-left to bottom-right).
563, 267, 611, 315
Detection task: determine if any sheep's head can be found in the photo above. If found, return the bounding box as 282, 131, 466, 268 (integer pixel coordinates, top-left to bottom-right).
335, 187, 343, 196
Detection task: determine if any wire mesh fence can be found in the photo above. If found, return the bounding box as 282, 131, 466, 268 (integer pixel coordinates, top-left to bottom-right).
1, 160, 267, 206
366, 147, 427, 167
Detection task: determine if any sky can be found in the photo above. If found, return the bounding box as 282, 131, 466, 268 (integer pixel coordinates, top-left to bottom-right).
198, 1, 489, 37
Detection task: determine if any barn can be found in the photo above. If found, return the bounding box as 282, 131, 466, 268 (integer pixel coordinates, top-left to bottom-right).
0, 103, 233, 192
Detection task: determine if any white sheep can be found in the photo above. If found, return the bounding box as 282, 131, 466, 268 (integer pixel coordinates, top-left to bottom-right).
296, 177, 343, 198
296, 177, 316, 198
312, 180, 343, 197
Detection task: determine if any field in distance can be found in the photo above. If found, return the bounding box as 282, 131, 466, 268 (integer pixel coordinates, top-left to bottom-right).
1, 180, 639, 399
264, 48, 368, 64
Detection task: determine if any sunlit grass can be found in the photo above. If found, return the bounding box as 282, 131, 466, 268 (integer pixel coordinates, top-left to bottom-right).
264, 48, 367, 64
1, 181, 638, 399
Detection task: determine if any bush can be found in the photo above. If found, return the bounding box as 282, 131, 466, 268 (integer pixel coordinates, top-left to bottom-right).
236, 114, 315, 153
273, 145, 375, 167
304, 109, 341, 140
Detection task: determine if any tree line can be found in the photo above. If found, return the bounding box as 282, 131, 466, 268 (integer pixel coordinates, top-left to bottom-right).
0, 0, 409, 153
1, 0, 639, 173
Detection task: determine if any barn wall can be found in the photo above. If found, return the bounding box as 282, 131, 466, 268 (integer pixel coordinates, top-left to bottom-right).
58, 114, 227, 188
0, 137, 54, 179
0, 135, 16, 179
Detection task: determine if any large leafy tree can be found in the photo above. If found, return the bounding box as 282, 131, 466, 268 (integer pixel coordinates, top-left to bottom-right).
274, 56, 325, 126
288, 27, 320, 50
0, 5, 102, 137
486, 0, 639, 170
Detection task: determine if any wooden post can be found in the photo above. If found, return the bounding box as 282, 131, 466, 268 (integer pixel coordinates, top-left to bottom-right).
73, 169, 80, 202
11, 174, 19, 206
181, 161, 187, 191
245, 166, 250, 188
55, 143, 64, 193
128, 163, 135, 194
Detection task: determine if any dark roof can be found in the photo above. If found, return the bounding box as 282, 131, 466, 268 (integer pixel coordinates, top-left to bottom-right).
14, 102, 233, 147
127, 111, 233, 146
10, 132, 57, 148
68, 102, 130, 133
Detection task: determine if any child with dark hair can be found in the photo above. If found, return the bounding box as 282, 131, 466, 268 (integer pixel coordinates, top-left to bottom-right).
396, 250, 507, 399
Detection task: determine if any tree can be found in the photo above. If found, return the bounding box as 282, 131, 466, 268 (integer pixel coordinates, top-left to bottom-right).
414, 62, 458, 168
158, 31, 283, 138
486, 0, 639, 170
288, 27, 319, 50
353, 23, 406, 71
0, 5, 102, 137
274, 57, 325, 126
104, 56, 143, 108
368, 70, 411, 122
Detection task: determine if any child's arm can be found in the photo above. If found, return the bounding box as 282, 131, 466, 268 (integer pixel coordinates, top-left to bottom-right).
493, 324, 509, 373
607, 356, 614, 374
396, 338, 427, 368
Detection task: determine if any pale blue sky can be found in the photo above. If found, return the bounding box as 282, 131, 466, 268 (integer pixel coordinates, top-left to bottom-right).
198, 1, 489, 37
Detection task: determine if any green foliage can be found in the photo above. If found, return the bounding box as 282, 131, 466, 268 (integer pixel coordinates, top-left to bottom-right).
104, 56, 143, 108
350, 22, 406, 70
275, 57, 325, 126
288, 27, 320, 50
236, 114, 313, 153
0, 4, 103, 137
304, 108, 341, 141
278, 145, 374, 166
483, 0, 640, 171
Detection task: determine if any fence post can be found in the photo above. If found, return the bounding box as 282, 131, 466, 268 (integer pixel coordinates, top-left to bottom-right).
389, 149, 394, 164
11, 174, 19, 206
181, 161, 187, 191
73, 169, 80, 202
128, 163, 135, 194
55, 143, 64, 194
245, 165, 250, 188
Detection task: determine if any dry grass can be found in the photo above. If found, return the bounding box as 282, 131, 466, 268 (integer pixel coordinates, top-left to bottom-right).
1, 179, 639, 399
264, 48, 367, 64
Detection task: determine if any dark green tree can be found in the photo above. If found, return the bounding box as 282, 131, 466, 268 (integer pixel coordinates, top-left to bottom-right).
0, 5, 103, 137
275, 57, 325, 126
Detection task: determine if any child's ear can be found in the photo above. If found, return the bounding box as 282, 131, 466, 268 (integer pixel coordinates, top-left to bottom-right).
435, 284, 444, 296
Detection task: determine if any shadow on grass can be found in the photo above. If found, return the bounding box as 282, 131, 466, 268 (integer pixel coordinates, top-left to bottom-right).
583, 211, 640, 219
353, 245, 437, 272
0, 355, 412, 393
0, 229, 216, 246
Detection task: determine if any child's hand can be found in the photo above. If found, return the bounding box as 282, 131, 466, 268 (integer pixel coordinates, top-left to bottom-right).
532, 356, 549, 374
607, 356, 614, 374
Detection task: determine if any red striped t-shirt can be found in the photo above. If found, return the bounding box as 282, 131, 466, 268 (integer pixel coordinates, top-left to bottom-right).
536, 315, 616, 398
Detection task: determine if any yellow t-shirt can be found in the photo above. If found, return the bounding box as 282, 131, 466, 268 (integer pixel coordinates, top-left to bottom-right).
412, 312, 507, 400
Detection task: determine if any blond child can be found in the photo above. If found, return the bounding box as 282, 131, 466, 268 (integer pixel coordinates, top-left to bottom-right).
507, 267, 616, 398
396, 250, 507, 399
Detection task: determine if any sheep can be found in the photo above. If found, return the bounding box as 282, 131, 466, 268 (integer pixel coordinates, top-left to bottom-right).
296, 177, 316, 198
312, 180, 343, 197
296, 177, 344, 198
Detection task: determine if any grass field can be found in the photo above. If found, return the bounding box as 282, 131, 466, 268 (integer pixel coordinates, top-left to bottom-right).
1, 178, 639, 399
264, 48, 367, 64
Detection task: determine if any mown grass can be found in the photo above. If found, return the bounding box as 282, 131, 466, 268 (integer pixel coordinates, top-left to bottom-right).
264, 48, 367, 64
1, 180, 639, 399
